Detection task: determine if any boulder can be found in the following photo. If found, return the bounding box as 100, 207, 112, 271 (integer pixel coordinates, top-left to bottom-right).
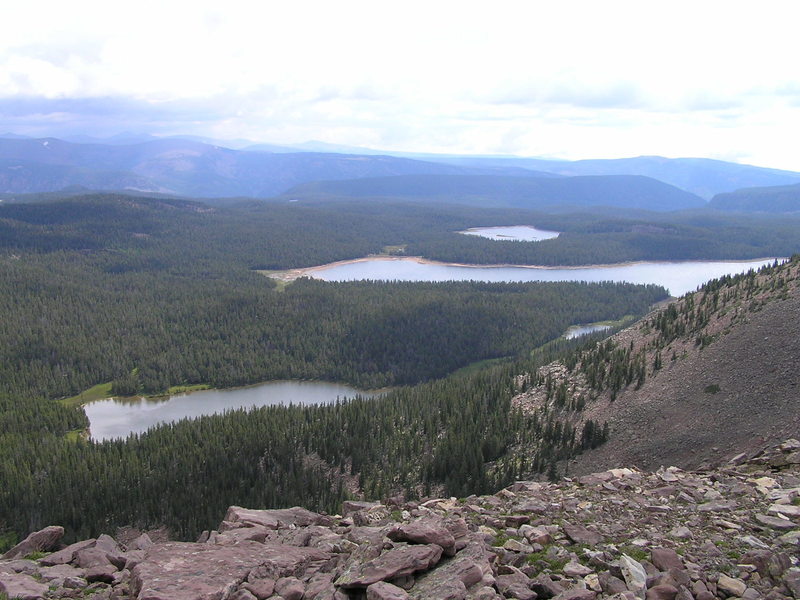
530, 574, 566, 598
85, 563, 118, 583
645, 585, 678, 600
343, 500, 382, 516
387, 517, 457, 555
553, 588, 597, 600
274, 576, 305, 600
599, 572, 629, 595
367, 580, 411, 599
563, 561, 593, 577
409, 538, 492, 599
336, 543, 442, 588
650, 548, 684, 572
717, 574, 747, 597
1, 525, 64, 560
619, 554, 648, 600
38, 538, 96, 566
75, 547, 116, 569
562, 522, 603, 546
212, 525, 270, 545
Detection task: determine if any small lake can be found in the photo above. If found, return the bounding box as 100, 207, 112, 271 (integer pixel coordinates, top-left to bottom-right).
85, 380, 371, 442
458, 225, 560, 241
309, 257, 777, 296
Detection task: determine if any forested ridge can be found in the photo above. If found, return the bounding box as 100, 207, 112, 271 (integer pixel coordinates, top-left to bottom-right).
0, 193, 795, 548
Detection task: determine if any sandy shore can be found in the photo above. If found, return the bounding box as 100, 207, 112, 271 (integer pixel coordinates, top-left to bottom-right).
260, 255, 778, 283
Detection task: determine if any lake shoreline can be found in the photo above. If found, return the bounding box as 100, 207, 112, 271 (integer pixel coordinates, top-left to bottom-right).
83, 380, 384, 442
263, 255, 780, 283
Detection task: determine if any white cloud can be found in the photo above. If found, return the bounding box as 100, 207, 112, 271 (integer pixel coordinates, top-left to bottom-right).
1, 0, 799, 169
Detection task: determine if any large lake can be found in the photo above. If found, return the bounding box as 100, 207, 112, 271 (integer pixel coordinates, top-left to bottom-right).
85, 380, 370, 442
309, 257, 777, 296
458, 225, 560, 241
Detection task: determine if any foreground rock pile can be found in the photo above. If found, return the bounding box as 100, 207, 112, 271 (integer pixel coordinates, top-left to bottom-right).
2, 441, 800, 600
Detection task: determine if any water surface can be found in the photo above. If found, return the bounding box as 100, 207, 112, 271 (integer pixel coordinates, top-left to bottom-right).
458, 225, 560, 241
310, 257, 776, 296
86, 380, 370, 442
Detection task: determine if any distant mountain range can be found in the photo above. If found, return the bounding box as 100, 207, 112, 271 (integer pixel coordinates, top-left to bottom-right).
429, 155, 800, 199
1, 135, 800, 206
283, 173, 706, 212
0, 137, 543, 199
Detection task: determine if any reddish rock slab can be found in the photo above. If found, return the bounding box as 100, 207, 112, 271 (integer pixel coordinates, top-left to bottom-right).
336, 543, 443, 588
561, 522, 603, 546
39, 539, 96, 566
646, 584, 679, 600
367, 580, 411, 599
223, 506, 329, 530
387, 517, 456, 555
650, 548, 684, 572
408, 537, 493, 599
0, 572, 50, 599
211, 525, 270, 545
130, 541, 328, 600
2, 525, 64, 560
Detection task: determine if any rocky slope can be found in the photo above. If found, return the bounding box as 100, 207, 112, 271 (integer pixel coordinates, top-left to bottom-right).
2, 440, 799, 600
509, 257, 800, 477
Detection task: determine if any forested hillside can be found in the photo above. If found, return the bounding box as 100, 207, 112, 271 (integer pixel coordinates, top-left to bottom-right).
710, 182, 800, 213
0, 194, 669, 546
1, 194, 798, 548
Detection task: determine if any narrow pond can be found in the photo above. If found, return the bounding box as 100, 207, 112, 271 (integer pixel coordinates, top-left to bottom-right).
308, 257, 777, 296
85, 380, 372, 442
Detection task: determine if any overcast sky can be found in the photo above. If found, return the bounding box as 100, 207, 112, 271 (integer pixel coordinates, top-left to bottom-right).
1, 1, 799, 169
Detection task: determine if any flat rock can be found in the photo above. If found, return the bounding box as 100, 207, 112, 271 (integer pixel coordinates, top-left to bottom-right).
2, 525, 64, 560
223, 505, 327, 530
768, 504, 800, 519
754, 514, 796, 530
212, 525, 270, 545
697, 500, 737, 512
130, 541, 326, 600
36, 563, 87, 582
0, 572, 51, 599
563, 561, 594, 577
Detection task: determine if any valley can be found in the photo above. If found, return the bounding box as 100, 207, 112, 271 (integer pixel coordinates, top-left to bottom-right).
0, 153, 799, 569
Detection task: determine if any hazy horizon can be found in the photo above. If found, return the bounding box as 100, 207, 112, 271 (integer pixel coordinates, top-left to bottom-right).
1, 1, 799, 170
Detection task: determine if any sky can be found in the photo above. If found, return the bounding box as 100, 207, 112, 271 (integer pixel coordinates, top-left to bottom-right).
1, 0, 799, 170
